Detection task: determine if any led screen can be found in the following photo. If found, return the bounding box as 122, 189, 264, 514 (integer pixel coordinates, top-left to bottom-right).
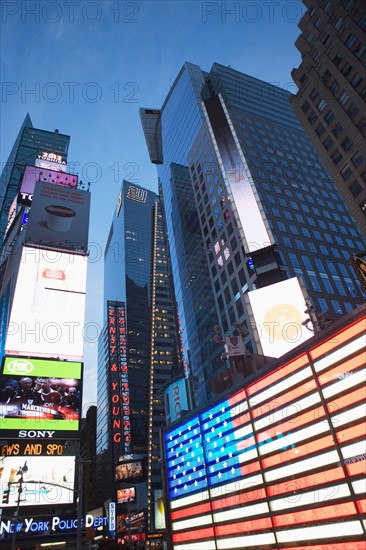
247, 276, 313, 357
5, 248, 87, 360
115, 461, 143, 481
163, 312, 366, 550
117, 486, 136, 504
18, 165, 78, 206
0, 455, 75, 507
0, 356, 82, 438
25, 181, 90, 254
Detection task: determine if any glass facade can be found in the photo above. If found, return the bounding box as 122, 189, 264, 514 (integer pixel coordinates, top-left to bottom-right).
97, 181, 183, 531
141, 62, 365, 407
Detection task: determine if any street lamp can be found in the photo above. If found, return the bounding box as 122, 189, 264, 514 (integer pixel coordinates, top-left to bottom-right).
10, 460, 28, 550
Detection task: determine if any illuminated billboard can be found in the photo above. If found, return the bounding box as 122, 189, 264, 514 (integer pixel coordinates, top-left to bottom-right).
0, 356, 82, 438
107, 302, 131, 457
5, 247, 87, 360
115, 461, 143, 481
35, 151, 67, 172
25, 181, 90, 254
18, 165, 78, 206
117, 487, 136, 504
163, 309, 366, 550
0, 455, 75, 507
247, 276, 312, 357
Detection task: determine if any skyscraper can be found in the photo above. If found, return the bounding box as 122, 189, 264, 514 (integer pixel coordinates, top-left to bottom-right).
140, 61, 365, 407
291, 0, 366, 236
97, 181, 183, 540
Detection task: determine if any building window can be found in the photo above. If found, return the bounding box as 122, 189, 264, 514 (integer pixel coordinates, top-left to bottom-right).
341, 63, 352, 77
351, 152, 363, 167
322, 34, 331, 47
358, 13, 366, 30
308, 112, 318, 125
349, 181, 362, 197
347, 103, 359, 119
340, 164, 352, 180
316, 124, 325, 136
331, 150, 343, 164
333, 17, 343, 31
299, 73, 307, 84
344, 33, 357, 48
333, 52, 343, 66
354, 44, 366, 59
351, 73, 362, 88
313, 51, 321, 64
330, 81, 340, 95
322, 69, 332, 82
324, 1, 333, 13
323, 136, 334, 150
317, 99, 327, 112
301, 100, 310, 113
341, 137, 353, 151
310, 88, 319, 101
339, 91, 349, 105
332, 124, 344, 138
324, 110, 335, 124
305, 32, 314, 44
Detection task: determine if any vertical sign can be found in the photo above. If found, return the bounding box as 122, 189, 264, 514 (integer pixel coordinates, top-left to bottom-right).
107, 301, 131, 458
109, 501, 116, 536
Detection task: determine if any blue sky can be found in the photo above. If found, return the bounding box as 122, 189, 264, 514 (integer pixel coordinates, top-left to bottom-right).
1, 0, 305, 410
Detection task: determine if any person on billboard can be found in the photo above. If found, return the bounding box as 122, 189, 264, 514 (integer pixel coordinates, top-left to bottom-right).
61, 387, 80, 409
13, 377, 44, 404
37, 378, 61, 404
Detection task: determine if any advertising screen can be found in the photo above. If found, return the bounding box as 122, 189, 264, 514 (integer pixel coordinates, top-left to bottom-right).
25, 181, 90, 254
163, 311, 366, 550
117, 487, 136, 504
5, 247, 87, 360
115, 461, 143, 481
18, 165, 78, 206
35, 152, 67, 172
0, 356, 82, 438
247, 277, 312, 357
0, 455, 75, 507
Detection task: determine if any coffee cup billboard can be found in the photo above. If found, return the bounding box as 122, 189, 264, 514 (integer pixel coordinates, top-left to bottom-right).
25, 181, 90, 254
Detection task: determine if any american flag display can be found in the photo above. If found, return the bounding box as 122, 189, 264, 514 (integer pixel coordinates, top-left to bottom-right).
163, 313, 366, 550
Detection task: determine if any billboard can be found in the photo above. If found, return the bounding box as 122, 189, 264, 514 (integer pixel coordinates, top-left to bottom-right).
115, 461, 143, 481
247, 276, 312, 357
164, 378, 189, 425
107, 302, 131, 457
0, 455, 75, 507
35, 151, 67, 172
18, 165, 78, 206
25, 181, 90, 254
163, 310, 366, 550
5, 247, 87, 360
117, 486, 136, 504
0, 356, 82, 438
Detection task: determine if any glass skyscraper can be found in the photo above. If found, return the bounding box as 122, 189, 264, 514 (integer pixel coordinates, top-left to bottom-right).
97, 181, 183, 537
141, 61, 365, 406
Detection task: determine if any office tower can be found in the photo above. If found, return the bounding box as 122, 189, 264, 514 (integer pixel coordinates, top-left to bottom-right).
0, 118, 90, 548
140, 61, 365, 407
96, 181, 183, 539
291, 0, 366, 236
0, 114, 70, 245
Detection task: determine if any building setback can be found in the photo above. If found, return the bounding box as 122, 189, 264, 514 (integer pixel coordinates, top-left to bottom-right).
96, 181, 183, 540
141, 61, 365, 407
291, 0, 366, 236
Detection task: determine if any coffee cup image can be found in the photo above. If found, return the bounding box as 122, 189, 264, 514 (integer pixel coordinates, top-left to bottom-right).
45, 204, 76, 232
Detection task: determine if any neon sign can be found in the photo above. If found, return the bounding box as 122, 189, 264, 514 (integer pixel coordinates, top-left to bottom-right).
107, 301, 131, 457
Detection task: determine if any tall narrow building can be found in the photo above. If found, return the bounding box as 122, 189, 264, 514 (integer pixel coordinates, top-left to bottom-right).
291, 0, 366, 235
140, 61, 365, 407
96, 181, 183, 542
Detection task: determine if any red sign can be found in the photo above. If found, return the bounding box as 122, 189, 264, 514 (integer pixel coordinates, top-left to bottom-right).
108, 301, 131, 457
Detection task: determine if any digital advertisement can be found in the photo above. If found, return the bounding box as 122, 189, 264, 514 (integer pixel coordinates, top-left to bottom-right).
18, 165, 78, 206
0, 356, 82, 438
117, 487, 136, 504
115, 461, 143, 481
0, 455, 75, 508
164, 314, 366, 550
25, 181, 90, 254
5, 247, 87, 360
